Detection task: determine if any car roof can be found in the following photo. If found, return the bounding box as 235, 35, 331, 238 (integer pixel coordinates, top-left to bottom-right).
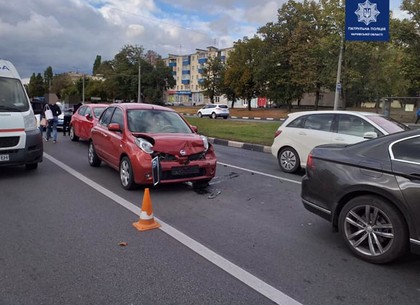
111, 103, 176, 112
286, 110, 382, 119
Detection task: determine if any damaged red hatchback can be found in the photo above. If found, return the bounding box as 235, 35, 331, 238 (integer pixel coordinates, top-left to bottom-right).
89, 103, 217, 190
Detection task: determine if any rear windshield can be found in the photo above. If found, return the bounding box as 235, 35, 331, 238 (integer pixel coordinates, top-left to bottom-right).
0, 77, 30, 112
366, 115, 409, 133
217, 105, 228, 109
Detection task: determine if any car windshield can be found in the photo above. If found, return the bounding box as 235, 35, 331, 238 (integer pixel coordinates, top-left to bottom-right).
366, 115, 409, 133
93, 107, 106, 118
127, 109, 193, 134
0, 77, 30, 112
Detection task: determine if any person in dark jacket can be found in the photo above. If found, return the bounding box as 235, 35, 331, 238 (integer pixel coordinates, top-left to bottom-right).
62, 106, 73, 136
45, 101, 62, 143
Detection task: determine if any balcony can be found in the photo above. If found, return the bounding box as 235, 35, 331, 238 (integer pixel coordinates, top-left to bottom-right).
198, 58, 208, 65
182, 70, 190, 75
168, 62, 176, 67
182, 80, 190, 85
198, 68, 204, 74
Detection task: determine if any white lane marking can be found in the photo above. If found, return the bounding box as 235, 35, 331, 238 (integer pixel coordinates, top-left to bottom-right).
217, 162, 302, 185
44, 153, 302, 305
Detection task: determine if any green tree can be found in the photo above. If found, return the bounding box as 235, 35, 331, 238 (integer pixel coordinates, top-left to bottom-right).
202, 56, 224, 104
225, 36, 265, 111
44, 66, 53, 93
92, 55, 102, 75
28, 73, 45, 98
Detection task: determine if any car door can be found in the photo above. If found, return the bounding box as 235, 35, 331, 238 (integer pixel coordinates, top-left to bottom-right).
331, 114, 376, 145
289, 113, 335, 163
73, 106, 87, 136
93, 106, 115, 161
80, 106, 94, 139
389, 135, 420, 230
102, 107, 124, 167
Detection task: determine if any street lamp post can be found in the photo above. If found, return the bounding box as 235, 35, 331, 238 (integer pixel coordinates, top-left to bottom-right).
137, 61, 141, 103
333, 35, 344, 110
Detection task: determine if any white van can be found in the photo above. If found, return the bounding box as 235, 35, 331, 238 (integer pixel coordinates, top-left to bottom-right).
0, 59, 43, 169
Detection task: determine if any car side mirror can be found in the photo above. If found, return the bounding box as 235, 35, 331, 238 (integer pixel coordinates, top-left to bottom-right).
85, 113, 93, 120
363, 131, 378, 139
190, 125, 198, 133
108, 123, 121, 132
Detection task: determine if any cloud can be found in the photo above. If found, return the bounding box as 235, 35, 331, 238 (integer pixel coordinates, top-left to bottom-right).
0, 0, 413, 80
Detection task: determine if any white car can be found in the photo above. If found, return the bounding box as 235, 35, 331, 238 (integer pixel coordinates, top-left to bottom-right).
271, 110, 409, 173
197, 104, 229, 119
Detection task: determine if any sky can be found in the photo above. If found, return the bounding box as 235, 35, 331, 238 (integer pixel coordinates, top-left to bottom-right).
0, 0, 410, 81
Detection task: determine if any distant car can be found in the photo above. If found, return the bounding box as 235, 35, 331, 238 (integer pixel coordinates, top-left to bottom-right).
301, 128, 420, 263
89, 103, 217, 190
271, 110, 409, 173
197, 104, 229, 119
69, 103, 108, 141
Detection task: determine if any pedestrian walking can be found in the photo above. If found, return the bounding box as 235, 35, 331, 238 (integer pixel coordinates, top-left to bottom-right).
415, 108, 420, 124
45, 101, 62, 143
73, 101, 82, 114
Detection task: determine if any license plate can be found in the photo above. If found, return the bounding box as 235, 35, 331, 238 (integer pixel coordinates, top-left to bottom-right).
171, 166, 199, 176
0, 154, 10, 161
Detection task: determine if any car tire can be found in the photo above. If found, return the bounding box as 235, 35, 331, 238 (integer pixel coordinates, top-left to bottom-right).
69, 126, 79, 142
338, 195, 408, 264
25, 163, 38, 170
211, 112, 217, 119
198, 112, 203, 118
223, 116, 228, 119
88, 141, 101, 167
278, 147, 300, 173
120, 156, 137, 190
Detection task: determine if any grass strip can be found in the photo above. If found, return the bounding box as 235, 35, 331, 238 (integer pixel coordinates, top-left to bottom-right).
184, 117, 280, 146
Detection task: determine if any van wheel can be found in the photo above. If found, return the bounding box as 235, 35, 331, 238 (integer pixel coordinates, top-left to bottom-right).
278, 147, 300, 173
25, 163, 38, 170
88, 141, 101, 167
198, 112, 203, 118
211, 112, 217, 119
70, 126, 79, 142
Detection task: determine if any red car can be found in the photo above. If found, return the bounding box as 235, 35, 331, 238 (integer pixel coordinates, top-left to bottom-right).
88, 103, 217, 190
69, 103, 108, 141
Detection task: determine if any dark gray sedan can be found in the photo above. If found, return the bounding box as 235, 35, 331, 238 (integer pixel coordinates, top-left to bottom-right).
301, 128, 420, 264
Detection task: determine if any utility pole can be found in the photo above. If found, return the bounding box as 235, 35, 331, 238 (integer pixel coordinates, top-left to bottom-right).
137, 60, 141, 103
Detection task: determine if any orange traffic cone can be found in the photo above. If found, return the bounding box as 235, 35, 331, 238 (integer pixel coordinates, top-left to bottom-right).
133, 188, 161, 231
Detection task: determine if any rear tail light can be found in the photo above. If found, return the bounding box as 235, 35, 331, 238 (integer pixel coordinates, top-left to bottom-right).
274, 130, 282, 138
306, 152, 314, 170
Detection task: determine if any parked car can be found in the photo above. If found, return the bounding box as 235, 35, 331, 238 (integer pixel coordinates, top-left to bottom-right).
89, 103, 217, 190
271, 110, 409, 173
69, 103, 108, 141
301, 128, 420, 263
197, 104, 229, 119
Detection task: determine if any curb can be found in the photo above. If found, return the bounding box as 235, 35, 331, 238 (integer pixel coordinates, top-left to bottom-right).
181, 113, 284, 122
209, 137, 271, 153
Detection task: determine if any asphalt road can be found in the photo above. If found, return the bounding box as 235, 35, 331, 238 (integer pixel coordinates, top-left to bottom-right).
1, 135, 420, 305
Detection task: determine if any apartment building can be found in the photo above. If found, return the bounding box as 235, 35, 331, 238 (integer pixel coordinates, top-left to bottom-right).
163, 46, 234, 105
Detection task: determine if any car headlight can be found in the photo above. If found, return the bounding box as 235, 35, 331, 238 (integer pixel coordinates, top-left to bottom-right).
24, 111, 37, 131
135, 138, 154, 154
200, 135, 209, 151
